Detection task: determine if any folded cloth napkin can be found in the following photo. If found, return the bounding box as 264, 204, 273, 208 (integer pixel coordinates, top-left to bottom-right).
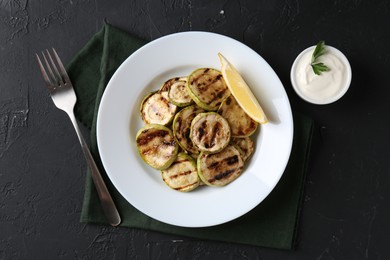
67, 23, 314, 250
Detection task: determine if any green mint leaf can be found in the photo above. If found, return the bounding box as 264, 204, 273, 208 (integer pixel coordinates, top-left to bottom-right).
311, 41, 326, 63
311, 62, 330, 75
311, 41, 330, 75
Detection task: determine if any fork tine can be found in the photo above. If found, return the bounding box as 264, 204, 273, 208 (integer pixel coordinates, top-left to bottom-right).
52, 48, 71, 83
42, 50, 58, 85
36, 54, 53, 87
46, 49, 65, 85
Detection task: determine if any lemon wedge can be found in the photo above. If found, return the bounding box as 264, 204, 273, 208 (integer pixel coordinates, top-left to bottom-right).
218, 53, 268, 124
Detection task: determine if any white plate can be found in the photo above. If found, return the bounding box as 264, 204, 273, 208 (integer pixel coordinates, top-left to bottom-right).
97, 31, 293, 228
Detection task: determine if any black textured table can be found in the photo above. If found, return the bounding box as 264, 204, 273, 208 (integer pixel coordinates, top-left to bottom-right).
1, 1, 389, 259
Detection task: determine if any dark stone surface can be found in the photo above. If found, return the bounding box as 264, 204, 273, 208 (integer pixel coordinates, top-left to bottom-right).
1, 0, 389, 259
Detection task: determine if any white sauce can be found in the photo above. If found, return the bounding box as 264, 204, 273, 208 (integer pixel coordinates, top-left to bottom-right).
293, 47, 350, 103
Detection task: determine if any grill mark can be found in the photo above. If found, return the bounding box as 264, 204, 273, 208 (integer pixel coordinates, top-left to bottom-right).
141, 146, 157, 155
203, 77, 227, 105
162, 140, 176, 146
175, 182, 197, 190
206, 155, 238, 171
198, 121, 207, 140
146, 93, 175, 121
142, 144, 175, 156
170, 159, 189, 166
208, 161, 219, 169
190, 70, 227, 106
206, 122, 221, 148
226, 155, 238, 165
190, 70, 208, 86
169, 170, 193, 179
137, 130, 169, 146
175, 108, 202, 153
216, 88, 227, 99
206, 152, 219, 159
236, 129, 245, 136
208, 169, 236, 183
207, 74, 223, 88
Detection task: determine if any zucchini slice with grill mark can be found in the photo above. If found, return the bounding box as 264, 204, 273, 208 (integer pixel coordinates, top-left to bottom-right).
231, 137, 254, 161
218, 95, 258, 137
197, 145, 244, 186
172, 105, 205, 155
161, 153, 199, 192
140, 89, 177, 125
161, 77, 194, 107
187, 68, 231, 111
136, 124, 178, 170
190, 112, 231, 154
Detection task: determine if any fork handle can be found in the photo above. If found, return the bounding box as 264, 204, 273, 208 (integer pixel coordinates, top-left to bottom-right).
67, 112, 121, 227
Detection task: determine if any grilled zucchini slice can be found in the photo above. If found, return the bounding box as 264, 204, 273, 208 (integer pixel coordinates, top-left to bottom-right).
161, 77, 194, 107
136, 124, 178, 170
187, 68, 231, 111
190, 112, 231, 154
218, 95, 258, 137
140, 90, 177, 125
231, 137, 255, 161
172, 105, 205, 156
197, 145, 244, 186
161, 153, 199, 192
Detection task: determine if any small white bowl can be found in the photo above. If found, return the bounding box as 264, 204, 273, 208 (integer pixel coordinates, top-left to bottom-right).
290, 45, 352, 105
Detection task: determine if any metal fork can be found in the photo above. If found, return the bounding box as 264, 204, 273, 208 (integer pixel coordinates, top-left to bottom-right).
36, 48, 121, 227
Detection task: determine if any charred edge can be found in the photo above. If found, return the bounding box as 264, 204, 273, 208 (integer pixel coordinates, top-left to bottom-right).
250, 121, 257, 129
208, 169, 236, 183
137, 130, 169, 146
185, 128, 192, 146
225, 96, 232, 105
170, 170, 193, 179
161, 78, 176, 92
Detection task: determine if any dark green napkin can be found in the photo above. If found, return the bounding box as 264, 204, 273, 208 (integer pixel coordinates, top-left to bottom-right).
67, 23, 314, 250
